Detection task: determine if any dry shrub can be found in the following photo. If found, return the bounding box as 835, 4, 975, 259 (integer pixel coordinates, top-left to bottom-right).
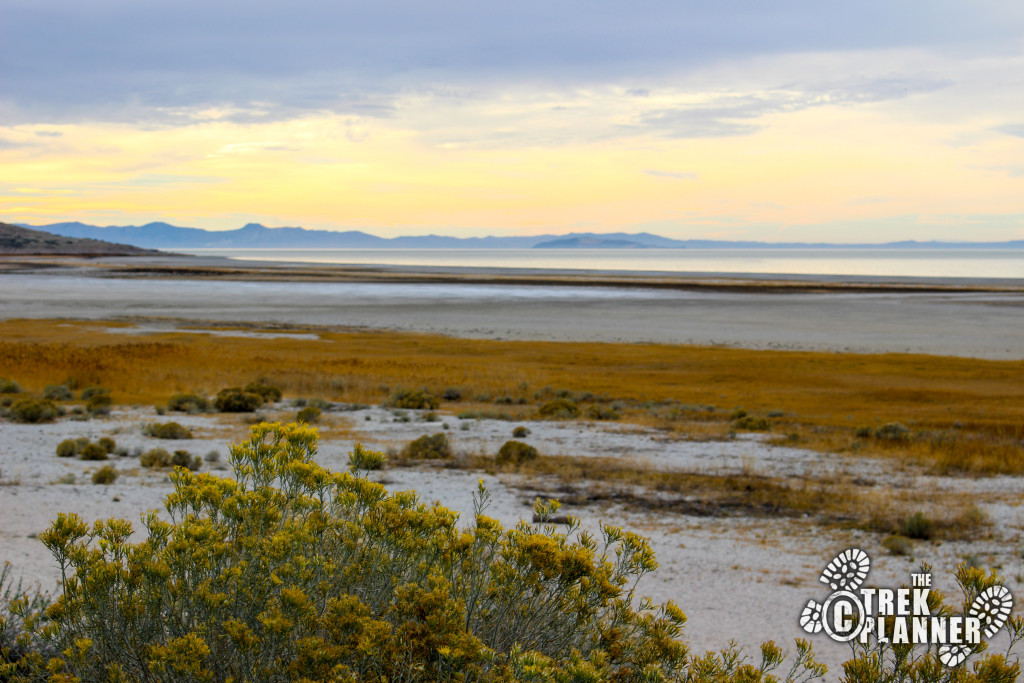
296, 405, 321, 424
401, 433, 451, 460
387, 388, 439, 410
139, 448, 172, 468
242, 381, 282, 403
143, 421, 193, 440
79, 443, 108, 461
9, 398, 58, 423
91, 465, 118, 485
55, 439, 79, 458
167, 393, 208, 412
496, 440, 539, 466
538, 398, 579, 419
213, 388, 263, 413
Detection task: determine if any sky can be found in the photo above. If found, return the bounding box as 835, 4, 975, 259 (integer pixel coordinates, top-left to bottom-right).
1, 0, 1023, 242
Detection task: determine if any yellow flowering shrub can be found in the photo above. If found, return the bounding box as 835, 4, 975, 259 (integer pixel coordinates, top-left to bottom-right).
1, 423, 828, 682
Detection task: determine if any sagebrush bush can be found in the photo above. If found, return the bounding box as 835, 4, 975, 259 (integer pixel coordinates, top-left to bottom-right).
537, 398, 579, 419
86, 392, 112, 415
401, 432, 452, 460
881, 534, 913, 556
9, 398, 58, 424
442, 387, 463, 401
213, 388, 264, 412
496, 440, 539, 465
296, 405, 321, 424
734, 416, 770, 431
0, 378, 19, 394
80, 385, 107, 400
143, 421, 193, 439
901, 511, 936, 540
55, 439, 79, 458
387, 388, 440, 410
139, 447, 171, 468
43, 384, 72, 401
585, 405, 620, 421
876, 422, 911, 442
97, 436, 116, 454
243, 381, 283, 403
167, 393, 208, 412
90, 465, 118, 485
171, 449, 202, 471
512, 425, 531, 438
78, 443, 108, 461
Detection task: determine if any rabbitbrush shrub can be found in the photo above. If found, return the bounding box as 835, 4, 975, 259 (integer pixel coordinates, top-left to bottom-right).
8, 423, 714, 682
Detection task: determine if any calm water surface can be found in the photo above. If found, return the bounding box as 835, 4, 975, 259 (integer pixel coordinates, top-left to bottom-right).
181, 248, 1024, 279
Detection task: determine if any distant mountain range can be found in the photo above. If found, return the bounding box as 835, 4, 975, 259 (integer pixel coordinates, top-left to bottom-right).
19, 221, 1024, 250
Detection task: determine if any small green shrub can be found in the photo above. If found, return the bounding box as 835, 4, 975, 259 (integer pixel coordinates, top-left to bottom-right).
512, 425, 531, 438
901, 512, 935, 540
139, 448, 172, 468
386, 388, 440, 410
243, 381, 283, 403
55, 439, 79, 458
421, 411, 439, 422
854, 426, 873, 438
91, 465, 118, 485
171, 450, 202, 471
296, 405, 322, 424
537, 398, 579, 419
86, 393, 113, 414
442, 387, 462, 401
204, 450, 221, 463
144, 421, 193, 439
0, 378, 20, 394
213, 388, 264, 412
734, 416, 770, 431
167, 393, 208, 412
9, 398, 58, 423
882, 535, 914, 556
729, 408, 748, 420
401, 433, 451, 460
496, 440, 539, 465
97, 436, 117, 453
80, 385, 109, 400
79, 443, 109, 461
585, 405, 620, 421
876, 422, 911, 442
44, 384, 72, 401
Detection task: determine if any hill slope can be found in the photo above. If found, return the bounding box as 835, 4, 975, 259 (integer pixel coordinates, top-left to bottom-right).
0, 222, 157, 255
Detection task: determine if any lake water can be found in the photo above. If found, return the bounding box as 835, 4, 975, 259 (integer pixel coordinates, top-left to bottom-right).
181, 248, 1024, 280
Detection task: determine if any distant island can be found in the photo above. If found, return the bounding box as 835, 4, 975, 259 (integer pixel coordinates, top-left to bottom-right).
0, 222, 157, 256
17, 220, 1024, 251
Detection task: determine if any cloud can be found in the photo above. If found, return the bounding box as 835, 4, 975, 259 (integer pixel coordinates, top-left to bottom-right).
644, 170, 699, 180
632, 76, 950, 138
1, 0, 1019, 125
995, 124, 1024, 139
33, 130, 63, 138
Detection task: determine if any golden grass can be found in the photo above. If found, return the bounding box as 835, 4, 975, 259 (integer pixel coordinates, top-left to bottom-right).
431, 452, 993, 540
1, 318, 1022, 473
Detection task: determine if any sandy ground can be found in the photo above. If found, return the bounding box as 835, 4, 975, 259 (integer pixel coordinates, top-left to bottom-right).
2, 259, 1023, 674
2, 405, 1021, 673
1, 257, 1023, 359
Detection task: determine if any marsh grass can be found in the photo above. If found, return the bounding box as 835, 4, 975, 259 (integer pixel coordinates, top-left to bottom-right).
434, 453, 992, 540
0, 319, 1021, 473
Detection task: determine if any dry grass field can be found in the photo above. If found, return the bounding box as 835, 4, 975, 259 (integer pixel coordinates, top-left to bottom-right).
1, 318, 1021, 476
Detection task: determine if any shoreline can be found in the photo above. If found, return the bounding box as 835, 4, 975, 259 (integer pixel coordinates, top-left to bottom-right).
2, 252, 1024, 294
2, 253, 1024, 360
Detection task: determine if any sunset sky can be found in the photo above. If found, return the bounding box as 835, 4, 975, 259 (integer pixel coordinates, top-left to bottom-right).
2, 1, 1023, 242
